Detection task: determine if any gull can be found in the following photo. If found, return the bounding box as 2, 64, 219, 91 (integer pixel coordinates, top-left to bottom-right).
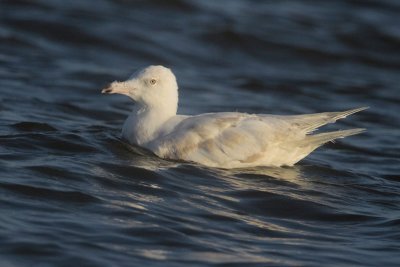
102, 65, 366, 168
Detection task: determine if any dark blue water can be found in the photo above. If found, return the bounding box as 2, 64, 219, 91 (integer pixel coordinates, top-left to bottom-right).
1, 0, 399, 266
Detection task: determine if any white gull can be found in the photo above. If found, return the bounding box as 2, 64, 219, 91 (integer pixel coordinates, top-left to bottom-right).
102, 65, 366, 168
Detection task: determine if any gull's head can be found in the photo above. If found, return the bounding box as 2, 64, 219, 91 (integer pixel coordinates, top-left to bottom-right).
102, 65, 178, 108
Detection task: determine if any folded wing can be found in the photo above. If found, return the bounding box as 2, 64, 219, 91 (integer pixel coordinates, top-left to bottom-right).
150, 112, 304, 167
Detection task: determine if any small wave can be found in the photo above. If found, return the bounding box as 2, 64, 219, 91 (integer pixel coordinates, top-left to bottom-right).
12, 122, 57, 132
0, 182, 99, 204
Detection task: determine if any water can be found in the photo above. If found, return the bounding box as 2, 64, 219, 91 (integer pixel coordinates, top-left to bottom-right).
1, 0, 399, 266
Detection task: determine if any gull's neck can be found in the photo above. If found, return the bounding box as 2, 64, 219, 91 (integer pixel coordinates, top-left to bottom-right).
122, 101, 178, 145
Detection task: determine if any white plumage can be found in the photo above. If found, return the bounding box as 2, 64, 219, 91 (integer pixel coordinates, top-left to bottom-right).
102, 65, 366, 168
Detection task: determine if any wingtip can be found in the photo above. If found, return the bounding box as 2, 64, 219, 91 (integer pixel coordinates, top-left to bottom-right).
339, 107, 369, 119
358, 106, 370, 111
351, 128, 367, 134
303, 127, 367, 147
349, 106, 369, 113
338, 128, 367, 140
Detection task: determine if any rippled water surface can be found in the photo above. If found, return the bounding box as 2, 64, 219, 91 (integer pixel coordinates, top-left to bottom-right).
1, 0, 400, 266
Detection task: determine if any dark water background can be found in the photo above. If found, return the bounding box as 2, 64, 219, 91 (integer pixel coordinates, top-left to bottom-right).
1, 0, 400, 266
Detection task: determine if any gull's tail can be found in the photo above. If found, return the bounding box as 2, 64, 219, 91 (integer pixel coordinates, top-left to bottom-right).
289, 107, 368, 149
301, 128, 366, 147
282, 107, 367, 165
289, 107, 369, 133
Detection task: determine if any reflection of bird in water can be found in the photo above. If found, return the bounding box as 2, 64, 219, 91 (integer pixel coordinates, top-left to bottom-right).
102, 65, 367, 168
220, 166, 306, 188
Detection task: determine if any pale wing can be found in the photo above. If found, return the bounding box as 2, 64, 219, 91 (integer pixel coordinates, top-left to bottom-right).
151, 112, 302, 167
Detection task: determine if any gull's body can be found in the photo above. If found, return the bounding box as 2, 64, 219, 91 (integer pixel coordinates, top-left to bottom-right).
102, 65, 366, 168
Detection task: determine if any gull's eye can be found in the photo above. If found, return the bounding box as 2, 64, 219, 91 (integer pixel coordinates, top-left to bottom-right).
149, 79, 157, 85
